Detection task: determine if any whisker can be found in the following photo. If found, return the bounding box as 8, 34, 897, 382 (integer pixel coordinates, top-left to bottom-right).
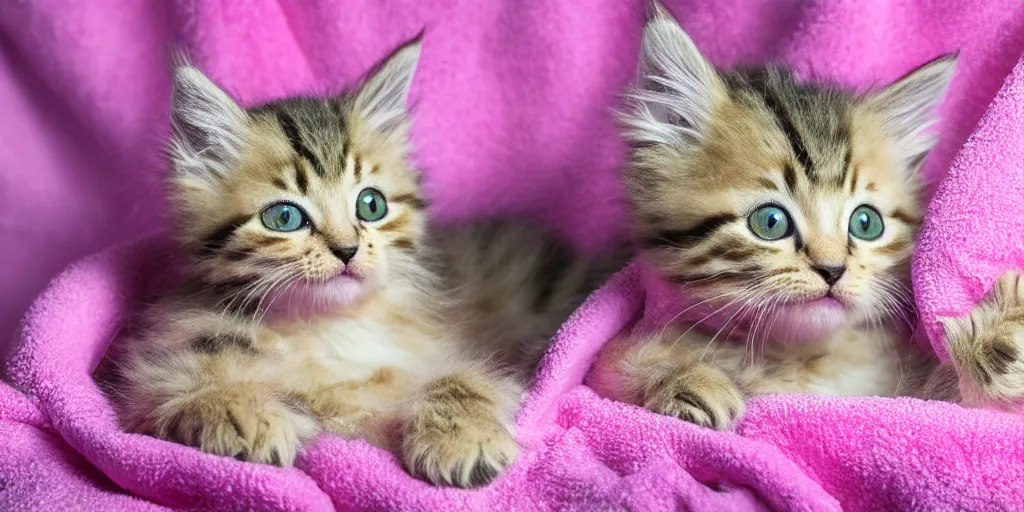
700, 293, 757, 363
252, 270, 303, 326
214, 263, 302, 333
658, 289, 745, 339
675, 287, 758, 346
759, 294, 784, 363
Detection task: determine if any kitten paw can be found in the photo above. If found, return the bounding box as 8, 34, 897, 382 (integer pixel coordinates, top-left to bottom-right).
403, 377, 518, 488
155, 388, 319, 466
643, 363, 745, 430
943, 270, 1024, 409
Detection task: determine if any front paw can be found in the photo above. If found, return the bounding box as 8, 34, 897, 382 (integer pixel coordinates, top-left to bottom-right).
154, 388, 319, 466
643, 363, 745, 430
403, 378, 518, 488
943, 270, 1024, 408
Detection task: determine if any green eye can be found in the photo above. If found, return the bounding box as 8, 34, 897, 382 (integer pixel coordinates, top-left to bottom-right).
260, 202, 307, 232
849, 205, 884, 240
748, 205, 793, 241
356, 188, 388, 222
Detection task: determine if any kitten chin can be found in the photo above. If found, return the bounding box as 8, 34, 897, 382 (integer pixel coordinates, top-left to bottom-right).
668, 293, 855, 346
265, 276, 375, 319
765, 299, 855, 343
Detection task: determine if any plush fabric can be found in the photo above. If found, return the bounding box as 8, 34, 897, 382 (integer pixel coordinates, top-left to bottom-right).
914, 55, 1024, 359
3, 0, 1024, 510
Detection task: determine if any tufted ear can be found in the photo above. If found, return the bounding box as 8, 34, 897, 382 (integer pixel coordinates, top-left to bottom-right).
352, 37, 422, 136
168, 64, 249, 183
862, 55, 957, 171
620, 1, 727, 149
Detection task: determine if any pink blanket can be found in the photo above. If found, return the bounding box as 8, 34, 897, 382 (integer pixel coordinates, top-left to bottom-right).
4, 0, 1024, 510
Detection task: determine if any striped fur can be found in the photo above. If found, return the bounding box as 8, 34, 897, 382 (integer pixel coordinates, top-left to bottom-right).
941, 270, 1024, 411
107, 39, 611, 488
592, 4, 964, 429
428, 220, 625, 373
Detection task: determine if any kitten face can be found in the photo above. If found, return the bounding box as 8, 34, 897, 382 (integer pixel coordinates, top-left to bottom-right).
168, 41, 427, 316
623, 5, 955, 342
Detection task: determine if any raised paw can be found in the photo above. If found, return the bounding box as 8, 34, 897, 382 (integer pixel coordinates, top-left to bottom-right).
403, 377, 519, 488
643, 363, 745, 430
154, 387, 319, 466
943, 270, 1024, 408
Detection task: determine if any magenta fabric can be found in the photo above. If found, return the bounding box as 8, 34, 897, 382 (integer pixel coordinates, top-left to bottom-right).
3, 0, 1024, 510
5, 243, 1024, 511
913, 53, 1024, 359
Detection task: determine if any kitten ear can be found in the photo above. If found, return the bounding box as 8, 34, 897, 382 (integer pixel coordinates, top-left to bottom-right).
353, 37, 422, 135
621, 2, 727, 148
169, 64, 249, 182
862, 55, 957, 170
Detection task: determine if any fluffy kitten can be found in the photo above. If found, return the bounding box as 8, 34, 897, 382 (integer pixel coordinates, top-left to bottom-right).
109, 39, 607, 488
590, 5, 962, 430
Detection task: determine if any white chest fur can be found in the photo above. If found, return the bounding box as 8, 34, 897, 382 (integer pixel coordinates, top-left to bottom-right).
270, 315, 433, 383
754, 325, 906, 397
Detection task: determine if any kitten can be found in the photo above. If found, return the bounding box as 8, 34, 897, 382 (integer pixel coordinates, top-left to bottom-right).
590, 5, 961, 430
109, 39, 609, 488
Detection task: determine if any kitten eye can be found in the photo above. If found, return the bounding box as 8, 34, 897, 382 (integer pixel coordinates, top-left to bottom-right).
261, 202, 308, 232
356, 188, 388, 222
748, 205, 793, 241
849, 205, 884, 241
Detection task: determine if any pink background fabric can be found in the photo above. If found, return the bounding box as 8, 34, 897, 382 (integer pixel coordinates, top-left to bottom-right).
5, 0, 1024, 352
3, 0, 1024, 510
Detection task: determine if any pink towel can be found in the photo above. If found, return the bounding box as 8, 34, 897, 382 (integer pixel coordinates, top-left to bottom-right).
3, 0, 1024, 510
914, 53, 1024, 360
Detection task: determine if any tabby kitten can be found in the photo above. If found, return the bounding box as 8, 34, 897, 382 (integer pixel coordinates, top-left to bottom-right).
111, 39, 604, 488
590, 5, 964, 430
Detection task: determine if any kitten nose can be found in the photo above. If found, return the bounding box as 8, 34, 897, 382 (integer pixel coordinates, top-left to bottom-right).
813, 265, 845, 286
331, 246, 358, 264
